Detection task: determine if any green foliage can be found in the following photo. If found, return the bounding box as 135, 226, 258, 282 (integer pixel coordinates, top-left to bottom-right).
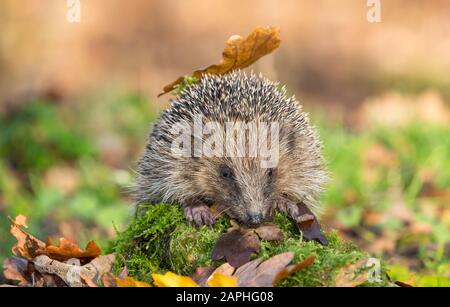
388, 264, 450, 287
0, 98, 145, 266
0, 100, 94, 173
318, 119, 450, 284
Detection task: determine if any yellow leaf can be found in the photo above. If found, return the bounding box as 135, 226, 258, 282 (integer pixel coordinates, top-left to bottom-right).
152, 272, 199, 287
115, 276, 151, 287
207, 273, 237, 287
158, 26, 281, 97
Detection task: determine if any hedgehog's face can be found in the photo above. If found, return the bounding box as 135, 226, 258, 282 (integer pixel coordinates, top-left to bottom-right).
201, 158, 277, 227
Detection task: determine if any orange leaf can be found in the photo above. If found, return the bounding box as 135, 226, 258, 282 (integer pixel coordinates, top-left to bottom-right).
158, 26, 281, 97
274, 255, 316, 285
37, 238, 101, 264
9, 215, 46, 260
9, 215, 101, 264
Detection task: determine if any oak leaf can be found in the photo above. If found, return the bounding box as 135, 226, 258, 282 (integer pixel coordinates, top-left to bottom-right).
9, 215, 46, 260
158, 26, 281, 97
211, 252, 315, 287
212, 222, 284, 267
211, 229, 260, 267
38, 238, 101, 264
9, 215, 101, 264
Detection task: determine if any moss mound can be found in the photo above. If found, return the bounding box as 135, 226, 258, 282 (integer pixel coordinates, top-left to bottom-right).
110, 204, 390, 286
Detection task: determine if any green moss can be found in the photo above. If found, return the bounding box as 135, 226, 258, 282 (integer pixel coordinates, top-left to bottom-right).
109, 203, 390, 286
172, 76, 200, 96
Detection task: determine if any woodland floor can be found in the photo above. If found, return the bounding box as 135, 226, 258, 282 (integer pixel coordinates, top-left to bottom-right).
1, 93, 449, 286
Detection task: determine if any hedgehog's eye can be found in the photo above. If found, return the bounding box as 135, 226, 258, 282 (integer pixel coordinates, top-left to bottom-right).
267, 168, 274, 177
220, 167, 233, 179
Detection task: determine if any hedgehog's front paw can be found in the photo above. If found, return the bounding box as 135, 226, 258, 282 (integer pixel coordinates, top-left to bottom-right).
182, 201, 215, 227
273, 197, 301, 221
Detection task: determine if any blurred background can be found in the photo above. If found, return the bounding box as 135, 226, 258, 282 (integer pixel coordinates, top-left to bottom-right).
0, 0, 449, 285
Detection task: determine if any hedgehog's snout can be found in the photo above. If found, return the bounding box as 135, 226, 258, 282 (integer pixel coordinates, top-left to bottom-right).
245, 212, 264, 227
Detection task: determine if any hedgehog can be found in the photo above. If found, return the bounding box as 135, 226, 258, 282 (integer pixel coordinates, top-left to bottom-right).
134, 71, 328, 227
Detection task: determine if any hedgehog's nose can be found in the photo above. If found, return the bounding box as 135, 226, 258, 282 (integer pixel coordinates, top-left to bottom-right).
247, 213, 264, 227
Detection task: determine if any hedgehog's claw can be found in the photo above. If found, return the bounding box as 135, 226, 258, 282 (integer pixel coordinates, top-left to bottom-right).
183, 202, 215, 227
274, 197, 301, 220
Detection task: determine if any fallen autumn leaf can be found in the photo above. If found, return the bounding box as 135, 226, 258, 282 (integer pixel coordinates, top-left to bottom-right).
158, 26, 281, 97
211, 228, 260, 267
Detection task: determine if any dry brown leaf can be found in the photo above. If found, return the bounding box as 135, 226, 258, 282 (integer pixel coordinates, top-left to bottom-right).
33, 254, 115, 287
9, 215, 101, 264
101, 272, 118, 287
38, 238, 101, 264
9, 215, 46, 260
212, 229, 260, 267
3, 256, 68, 287
158, 26, 281, 97
6, 214, 118, 287
211, 219, 284, 267
210, 252, 314, 287
274, 255, 316, 285
32, 271, 67, 287
192, 267, 216, 287
295, 203, 328, 245
254, 224, 284, 241
3, 257, 30, 286
212, 262, 235, 277
235, 252, 294, 287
